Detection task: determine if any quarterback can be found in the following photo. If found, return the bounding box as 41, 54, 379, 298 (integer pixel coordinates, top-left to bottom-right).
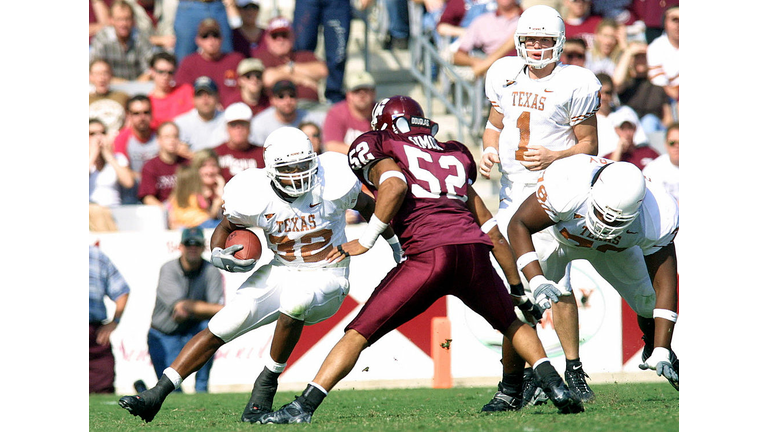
119, 127, 401, 423
479, 4, 602, 405
510, 154, 680, 389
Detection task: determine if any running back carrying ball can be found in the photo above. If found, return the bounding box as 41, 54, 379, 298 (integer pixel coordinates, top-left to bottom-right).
225, 229, 262, 261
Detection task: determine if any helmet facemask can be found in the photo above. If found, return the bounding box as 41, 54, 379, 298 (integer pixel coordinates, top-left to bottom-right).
513, 5, 566, 69
263, 127, 319, 197
585, 162, 646, 240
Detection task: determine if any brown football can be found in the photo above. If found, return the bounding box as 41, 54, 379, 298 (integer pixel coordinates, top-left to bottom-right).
225, 229, 262, 261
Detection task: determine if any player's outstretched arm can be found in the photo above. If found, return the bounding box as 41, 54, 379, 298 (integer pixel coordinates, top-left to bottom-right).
643, 242, 678, 351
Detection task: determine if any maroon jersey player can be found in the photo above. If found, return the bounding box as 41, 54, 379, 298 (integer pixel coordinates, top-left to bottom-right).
256, 96, 584, 424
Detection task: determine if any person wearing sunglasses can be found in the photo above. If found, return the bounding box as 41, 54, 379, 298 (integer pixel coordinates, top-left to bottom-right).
175, 18, 246, 110
250, 80, 326, 147
559, 37, 587, 67
148, 52, 195, 129
642, 123, 679, 203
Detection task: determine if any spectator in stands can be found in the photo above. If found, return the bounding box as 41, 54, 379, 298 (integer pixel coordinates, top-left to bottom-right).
90, 118, 135, 231
232, 0, 266, 58
603, 105, 659, 171
175, 18, 245, 108
90, 0, 112, 45
435, 0, 493, 46
250, 80, 326, 146
229, 58, 270, 115
642, 122, 679, 203
125, 0, 177, 52
146, 226, 225, 393
322, 71, 376, 154
613, 40, 673, 135
89, 245, 130, 393
148, 52, 195, 129
292, 0, 352, 104
174, 77, 229, 152
139, 122, 189, 206
90, 0, 154, 82
585, 17, 625, 77
646, 5, 678, 115
559, 37, 587, 66
452, 0, 522, 77
563, 0, 601, 48
633, 0, 678, 44
298, 121, 324, 154
89, 58, 130, 134
168, 149, 225, 229
173, 0, 234, 62
114, 94, 159, 204
594, 72, 621, 156
213, 102, 265, 182
382, 0, 410, 50
254, 16, 329, 107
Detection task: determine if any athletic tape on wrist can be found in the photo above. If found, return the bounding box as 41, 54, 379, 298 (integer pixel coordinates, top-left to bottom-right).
482, 146, 499, 156
516, 251, 539, 271
385, 234, 400, 245
653, 308, 678, 322
485, 121, 502, 133
378, 170, 407, 186
480, 218, 498, 234
359, 214, 389, 249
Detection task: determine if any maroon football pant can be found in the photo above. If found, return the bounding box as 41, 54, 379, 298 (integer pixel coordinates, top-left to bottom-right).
346, 243, 518, 345
89, 323, 116, 394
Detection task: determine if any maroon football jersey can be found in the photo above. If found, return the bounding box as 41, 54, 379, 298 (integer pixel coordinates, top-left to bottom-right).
348, 129, 492, 255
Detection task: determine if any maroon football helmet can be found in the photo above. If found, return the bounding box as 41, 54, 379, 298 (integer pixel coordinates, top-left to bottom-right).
370, 96, 438, 135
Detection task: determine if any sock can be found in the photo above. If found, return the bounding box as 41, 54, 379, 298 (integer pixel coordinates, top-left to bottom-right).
163, 367, 183, 389
247, 366, 281, 410
265, 357, 287, 374
532, 359, 560, 385
565, 357, 582, 371
297, 383, 327, 412
500, 371, 524, 394
144, 375, 176, 402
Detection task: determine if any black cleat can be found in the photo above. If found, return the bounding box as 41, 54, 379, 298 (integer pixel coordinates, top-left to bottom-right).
522, 368, 548, 407
241, 403, 271, 423
535, 373, 584, 414
564, 364, 595, 403
118, 394, 163, 423
257, 399, 313, 424
481, 382, 523, 412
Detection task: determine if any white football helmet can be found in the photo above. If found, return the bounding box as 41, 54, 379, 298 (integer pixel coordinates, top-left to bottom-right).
263, 126, 319, 197
514, 5, 566, 69
586, 162, 646, 240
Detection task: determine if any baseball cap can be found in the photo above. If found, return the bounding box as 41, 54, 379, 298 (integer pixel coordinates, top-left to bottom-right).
272, 79, 297, 95
236, 0, 260, 7
609, 106, 640, 129
224, 102, 253, 123
181, 226, 205, 246
267, 16, 292, 35
194, 76, 218, 95
197, 18, 221, 36
237, 58, 265, 76
345, 71, 376, 91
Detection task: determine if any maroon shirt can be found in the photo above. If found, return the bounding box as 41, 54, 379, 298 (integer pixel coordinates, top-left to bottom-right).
252, 48, 322, 101
348, 128, 492, 255
175, 52, 246, 108
138, 156, 189, 202
213, 142, 265, 181
602, 145, 660, 172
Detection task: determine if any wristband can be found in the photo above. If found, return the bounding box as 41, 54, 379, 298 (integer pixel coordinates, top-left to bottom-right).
359, 214, 389, 249
480, 218, 497, 234
485, 121, 501, 133
509, 281, 525, 297
516, 251, 539, 271
482, 146, 499, 156
653, 308, 678, 323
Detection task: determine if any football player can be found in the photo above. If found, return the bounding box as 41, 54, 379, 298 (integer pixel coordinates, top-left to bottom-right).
119, 126, 403, 423
479, 4, 602, 405
508, 154, 680, 390
256, 96, 583, 424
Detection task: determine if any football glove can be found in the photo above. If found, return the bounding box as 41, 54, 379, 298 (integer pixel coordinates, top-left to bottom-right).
639, 347, 679, 389
386, 235, 406, 264
211, 245, 256, 272
515, 297, 544, 326
529, 275, 570, 310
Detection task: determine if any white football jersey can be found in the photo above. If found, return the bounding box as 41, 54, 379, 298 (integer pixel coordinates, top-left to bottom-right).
534, 154, 678, 256
485, 57, 601, 198
222, 152, 362, 268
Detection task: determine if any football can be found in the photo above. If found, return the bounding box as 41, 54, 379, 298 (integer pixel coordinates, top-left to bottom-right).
225, 229, 262, 261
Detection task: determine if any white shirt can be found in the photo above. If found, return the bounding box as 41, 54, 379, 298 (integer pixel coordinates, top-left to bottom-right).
173, 108, 228, 151
89, 153, 130, 207
222, 152, 362, 268
646, 33, 679, 88
642, 154, 679, 203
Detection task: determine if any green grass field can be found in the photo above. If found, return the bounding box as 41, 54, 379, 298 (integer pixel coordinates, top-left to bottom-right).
90, 382, 678, 431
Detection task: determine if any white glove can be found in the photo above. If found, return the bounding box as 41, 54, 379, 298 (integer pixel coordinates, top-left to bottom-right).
211, 246, 256, 272
386, 235, 406, 264
639, 347, 678, 388
529, 275, 570, 310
